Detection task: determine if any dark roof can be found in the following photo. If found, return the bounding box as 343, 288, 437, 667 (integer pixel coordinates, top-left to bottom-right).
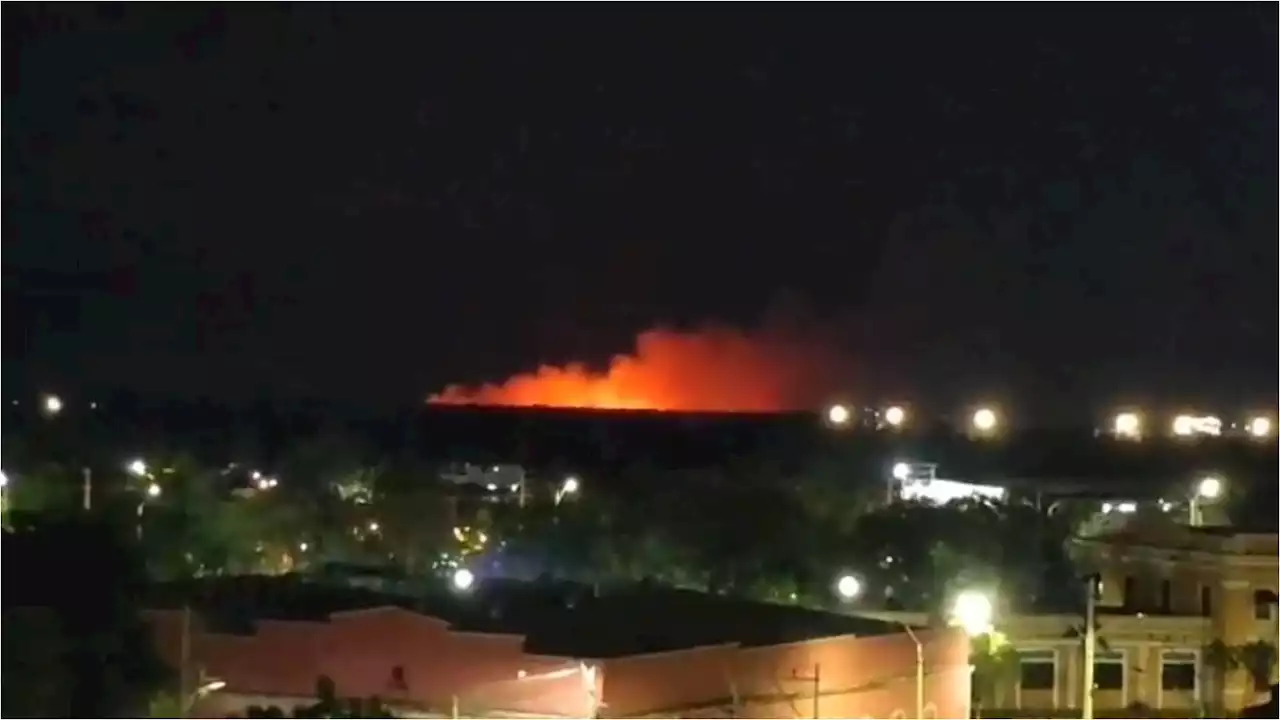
147, 575, 904, 658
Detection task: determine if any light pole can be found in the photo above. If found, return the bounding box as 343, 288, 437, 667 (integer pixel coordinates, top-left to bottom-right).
1189, 475, 1223, 527
1081, 574, 1100, 720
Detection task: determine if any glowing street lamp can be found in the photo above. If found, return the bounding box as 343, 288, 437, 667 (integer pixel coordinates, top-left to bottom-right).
451, 567, 475, 592
1248, 416, 1273, 439
127, 459, 149, 477
826, 403, 852, 427
950, 589, 995, 637
883, 405, 906, 429
892, 462, 911, 481
555, 476, 580, 505
42, 393, 64, 417
971, 406, 999, 436
1112, 411, 1142, 440
834, 574, 863, 601
1190, 476, 1223, 527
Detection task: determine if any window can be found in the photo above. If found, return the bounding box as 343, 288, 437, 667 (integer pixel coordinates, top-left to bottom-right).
1159, 580, 1171, 613
1161, 651, 1197, 692
1019, 649, 1056, 691
1200, 586, 1213, 617
1122, 576, 1136, 608
1254, 590, 1277, 620
1094, 651, 1125, 691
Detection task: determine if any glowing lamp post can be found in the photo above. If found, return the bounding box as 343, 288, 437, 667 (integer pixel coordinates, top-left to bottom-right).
555, 476, 580, 505
826, 403, 852, 428
451, 567, 475, 592
970, 406, 999, 437
1189, 475, 1223, 527
1112, 411, 1141, 440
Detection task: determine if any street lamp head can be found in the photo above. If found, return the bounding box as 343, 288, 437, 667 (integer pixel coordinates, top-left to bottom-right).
883, 405, 906, 428
1248, 416, 1273, 439
971, 407, 998, 433
0, 470, 8, 488
452, 567, 475, 592
835, 574, 863, 601
42, 393, 63, 416
146, 482, 162, 498
892, 462, 911, 481
1113, 411, 1141, 439
950, 589, 995, 637
826, 403, 852, 427
562, 476, 580, 495
127, 459, 148, 477
1196, 476, 1223, 500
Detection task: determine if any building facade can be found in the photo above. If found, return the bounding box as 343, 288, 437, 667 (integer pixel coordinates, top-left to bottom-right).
146, 605, 972, 719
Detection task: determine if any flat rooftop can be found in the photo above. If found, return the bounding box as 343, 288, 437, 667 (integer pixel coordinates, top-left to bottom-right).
148, 575, 910, 658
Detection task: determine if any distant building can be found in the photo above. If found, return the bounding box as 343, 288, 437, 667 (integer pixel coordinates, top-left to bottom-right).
856, 513, 1279, 717
145, 580, 972, 718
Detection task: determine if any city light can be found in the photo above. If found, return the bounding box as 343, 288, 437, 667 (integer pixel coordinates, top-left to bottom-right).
826, 403, 852, 427
0, 470, 8, 488
146, 482, 162, 498
950, 589, 995, 636
1112, 411, 1142, 440
1172, 414, 1221, 438
892, 462, 911, 481
128, 459, 149, 477
1196, 476, 1223, 500
452, 568, 476, 591
562, 476, 580, 495
835, 574, 863, 601
1248, 416, 1273, 439
883, 405, 906, 428
42, 393, 63, 417
970, 406, 999, 435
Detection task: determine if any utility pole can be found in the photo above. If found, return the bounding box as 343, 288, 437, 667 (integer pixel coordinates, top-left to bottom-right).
179, 605, 192, 718
901, 625, 925, 720
1082, 575, 1099, 720
82, 466, 92, 510
791, 664, 821, 719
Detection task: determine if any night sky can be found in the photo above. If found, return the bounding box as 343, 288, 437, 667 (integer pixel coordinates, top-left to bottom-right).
5, 6, 1277, 417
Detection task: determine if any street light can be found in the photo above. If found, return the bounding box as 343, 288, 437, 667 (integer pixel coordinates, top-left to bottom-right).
1248, 416, 1273, 439
128, 459, 149, 477
970, 406, 999, 436
452, 567, 475, 592
41, 393, 63, 417
883, 405, 906, 429
826, 403, 852, 427
1190, 476, 1223, 527
1112, 411, 1142, 440
950, 589, 995, 637
555, 476, 580, 505
834, 574, 862, 601
892, 462, 911, 481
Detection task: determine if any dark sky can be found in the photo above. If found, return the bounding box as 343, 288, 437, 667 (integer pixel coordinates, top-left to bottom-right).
5, 5, 1277, 414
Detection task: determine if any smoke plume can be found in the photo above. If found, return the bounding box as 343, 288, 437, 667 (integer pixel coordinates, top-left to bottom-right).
427, 325, 848, 413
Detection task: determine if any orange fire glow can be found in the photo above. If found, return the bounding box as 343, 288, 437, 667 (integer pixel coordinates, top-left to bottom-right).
427, 327, 847, 413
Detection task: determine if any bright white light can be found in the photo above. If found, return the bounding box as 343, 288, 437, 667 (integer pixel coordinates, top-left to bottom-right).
1113, 412, 1141, 439
562, 476, 580, 494
128, 459, 148, 477
1101, 502, 1114, 514
367, 521, 380, 532
1173, 414, 1221, 437
971, 407, 998, 433
827, 404, 851, 426
452, 568, 475, 591
1196, 476, 1223, 500
146, 482, 162, 498
835, 574, 862, 600
884, 405, 906, 427
485, 483, 498, 492
899, 477, 1006, 504
1248, 416, 1272, 438
42, 394, 63, 416
892, 462, 911, 481
951, 590, 995, 637
298, 541, 309, 552
0, 470, 8, 488
1117, 502, 1137, 514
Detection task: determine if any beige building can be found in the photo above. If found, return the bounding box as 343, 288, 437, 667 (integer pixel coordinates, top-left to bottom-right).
858, 513, 1278, 717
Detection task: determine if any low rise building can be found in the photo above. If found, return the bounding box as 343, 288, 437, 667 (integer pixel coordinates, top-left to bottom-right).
146, 578, 972, 718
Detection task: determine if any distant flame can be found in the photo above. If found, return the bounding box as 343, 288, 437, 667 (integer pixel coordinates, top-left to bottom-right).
428, 327, 846, 413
